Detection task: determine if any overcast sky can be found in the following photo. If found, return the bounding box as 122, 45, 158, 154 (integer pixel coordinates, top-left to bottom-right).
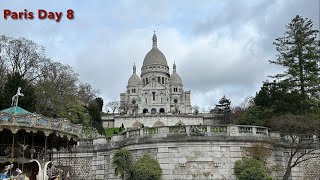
1, 0, 319, 111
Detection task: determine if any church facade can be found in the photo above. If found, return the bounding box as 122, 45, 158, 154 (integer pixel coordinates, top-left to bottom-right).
120, 33, 192, 115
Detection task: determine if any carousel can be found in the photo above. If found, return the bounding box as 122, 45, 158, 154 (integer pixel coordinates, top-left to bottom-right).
0, 88, 82, 180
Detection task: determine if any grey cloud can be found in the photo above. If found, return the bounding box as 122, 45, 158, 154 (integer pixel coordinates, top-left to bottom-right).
1, 0, 318, 109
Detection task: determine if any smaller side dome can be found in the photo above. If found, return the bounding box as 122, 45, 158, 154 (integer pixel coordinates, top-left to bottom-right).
128, 63, 141, 86
169, 62, 183, 86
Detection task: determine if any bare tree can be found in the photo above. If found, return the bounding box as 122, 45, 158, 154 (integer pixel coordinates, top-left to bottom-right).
105, 101, 120, 114
192, 105, 200, 115
243, 143, 273, 165
35, 62, 82, 122
0, 55, 6, 88
271, 114, 320, 180
0, 35, 49, 82
77, 83, 99, 107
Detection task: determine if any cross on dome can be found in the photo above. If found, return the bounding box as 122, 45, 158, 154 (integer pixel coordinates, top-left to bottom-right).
152, 31, 157, 48
133, 63, 136, 74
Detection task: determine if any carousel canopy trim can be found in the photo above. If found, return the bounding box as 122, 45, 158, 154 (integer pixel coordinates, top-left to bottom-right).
0, 106, 82, 139
0, 106, 32, 115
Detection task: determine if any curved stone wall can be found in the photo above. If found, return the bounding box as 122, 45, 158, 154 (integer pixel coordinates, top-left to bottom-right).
55, 125, 319, 180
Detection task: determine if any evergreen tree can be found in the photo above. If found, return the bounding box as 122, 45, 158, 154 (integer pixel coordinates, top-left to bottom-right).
254, 81, 308, 114
215, 96, 232, 123
269, 15, 320, 99
88, 100, 104, 134
0, 72, 36, 112
95, 97, 104, 112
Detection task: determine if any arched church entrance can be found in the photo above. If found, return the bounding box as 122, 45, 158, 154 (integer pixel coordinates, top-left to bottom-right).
143, 108, 148, 113
151, 108, 156, 114
159, 108, 165, 114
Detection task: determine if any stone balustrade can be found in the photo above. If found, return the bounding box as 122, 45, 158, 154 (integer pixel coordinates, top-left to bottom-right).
121, 125, 270, 140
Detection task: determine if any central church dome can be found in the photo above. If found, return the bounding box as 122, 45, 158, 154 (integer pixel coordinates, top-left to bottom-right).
142, 32, 169, 68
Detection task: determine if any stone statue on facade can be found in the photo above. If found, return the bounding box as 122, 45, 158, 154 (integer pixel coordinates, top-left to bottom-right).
11, 87, 24, 106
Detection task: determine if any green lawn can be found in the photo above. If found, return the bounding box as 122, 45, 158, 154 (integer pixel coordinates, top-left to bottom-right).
105, 127, 123, 138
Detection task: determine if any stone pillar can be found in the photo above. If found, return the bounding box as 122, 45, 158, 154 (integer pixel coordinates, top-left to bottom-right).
252, 127, 257, 135
186, 126, 190, 136
229, 125, 238, 136
207, 126, 211, 135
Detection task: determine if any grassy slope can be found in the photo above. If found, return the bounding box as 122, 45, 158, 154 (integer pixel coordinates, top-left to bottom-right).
104, 127, 123, 138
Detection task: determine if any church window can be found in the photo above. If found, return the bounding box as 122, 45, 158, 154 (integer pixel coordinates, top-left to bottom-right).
174, 99, 178, 103
158, 77, 160, 83
161, 97, 163, 103
145, 98, 147, 104
143, 108, 148, 113
146, 78, 148, 84
132, 100, 136, 104
162, 77, 164, 84
152, 92, 156, 101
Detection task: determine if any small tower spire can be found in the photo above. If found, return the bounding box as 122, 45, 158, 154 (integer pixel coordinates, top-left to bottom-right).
152, 31, 157, 48
133, 63, 136, 74
173, 62, 176, 73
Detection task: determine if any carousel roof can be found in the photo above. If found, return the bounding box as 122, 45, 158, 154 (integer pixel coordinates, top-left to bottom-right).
0, 106, 82, 140
0, 106, 32, 115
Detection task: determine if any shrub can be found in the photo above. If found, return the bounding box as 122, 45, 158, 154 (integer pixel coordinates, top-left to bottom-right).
235, 158, 267, 180
134, 154, 162, 180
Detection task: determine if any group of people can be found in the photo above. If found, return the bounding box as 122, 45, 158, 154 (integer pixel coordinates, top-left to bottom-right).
0, 164, 28, 180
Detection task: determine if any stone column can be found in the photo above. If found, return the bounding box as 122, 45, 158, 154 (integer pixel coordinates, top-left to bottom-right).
207, 126, 211, 136
186, 126, 190, 136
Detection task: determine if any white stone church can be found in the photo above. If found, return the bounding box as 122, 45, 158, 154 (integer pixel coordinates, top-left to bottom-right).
120, 32, 192, 115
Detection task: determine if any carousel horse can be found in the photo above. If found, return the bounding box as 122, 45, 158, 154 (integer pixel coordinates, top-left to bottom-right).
15, 168, 29, 180
11, 87, 24, 106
